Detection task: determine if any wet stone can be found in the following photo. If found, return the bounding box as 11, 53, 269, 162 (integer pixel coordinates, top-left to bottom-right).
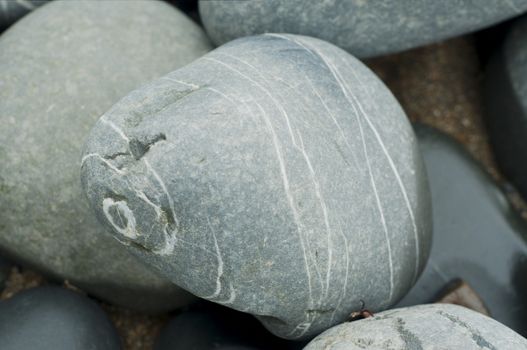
396, 125, 527, 336
199, 0, 527, 58
304, 304, 527, 350
0, 286, 121, 350
0, 0, 212, 311
81, 34, 431, 339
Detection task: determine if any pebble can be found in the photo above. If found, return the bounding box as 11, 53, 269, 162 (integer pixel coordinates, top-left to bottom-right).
81, 34, 431, 339
396, 125, 527, 337
0, 286, 120, 350
304, 304, 527, 350
0, 0, 211, 311
199, 0, 527, 57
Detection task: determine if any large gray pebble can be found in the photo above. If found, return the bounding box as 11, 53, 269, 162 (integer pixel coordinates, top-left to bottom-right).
81, 34, 431, 339
304, 304, 527, 350
0, 0, 211, 311
199, 0, 527, 58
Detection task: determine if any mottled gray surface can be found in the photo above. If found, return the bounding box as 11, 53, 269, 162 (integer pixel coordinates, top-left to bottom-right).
81, 34, 431, 339
199, 0, 527, 58
397, 125, 527, 336
0, 286, 120, 350
485, 15, 527, 202
0, 0, 211, 311
304, 304, 527, 349
0, 0, 46, 30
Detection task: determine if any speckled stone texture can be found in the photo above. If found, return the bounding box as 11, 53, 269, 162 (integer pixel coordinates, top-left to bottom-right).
397, 125, 527, 336
304, 304, 527, 350
0, 0, 46, 31
81, 34, 431, 339
485, 15, 527, 202
0, 0, 211, 311
0, 286, 120, 350
199, 0, 527, 58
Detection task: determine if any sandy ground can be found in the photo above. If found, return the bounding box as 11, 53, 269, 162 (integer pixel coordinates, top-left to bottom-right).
1, 35, 524, 349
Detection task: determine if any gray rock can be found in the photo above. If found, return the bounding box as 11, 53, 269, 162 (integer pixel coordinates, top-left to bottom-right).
81, 34, 431, 339
0, 0, 46, 31
485, 15, 527, 202
0, 0, 211, 311
396, 125, 527, 336
0, 286, 120, 350
303, 304, 527, 349
199, 0, 527, 58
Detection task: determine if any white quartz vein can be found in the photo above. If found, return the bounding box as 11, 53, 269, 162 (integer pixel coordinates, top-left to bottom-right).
161, 77, 200, 90
81, 153, 124, 175
100, 116, 130, 142
289, 35, 396, 301
330, 222, 350, 324
204, 53, 333, 303
342, 59, 420, 284
97, 116, 181, 255
297, 131, 333, 302
253, 101, 315, 308
102, 198, 138, 239
203, 218, 225, 299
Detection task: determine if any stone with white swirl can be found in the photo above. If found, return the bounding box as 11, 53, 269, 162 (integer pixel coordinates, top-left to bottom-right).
303, 304, 527, 349
81, 34, 432, 339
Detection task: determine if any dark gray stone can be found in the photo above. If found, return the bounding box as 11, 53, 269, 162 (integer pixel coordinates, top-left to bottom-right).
199, 0, 527, 58
396, 125, 527, 336
485, 15, 527, 203
154, 305, 298, 350
0, 286, 120, 350
304, 304, 527, 349
0, 256, 11, 292
81, 34, 432, 339
0, 0, 46, 31
0, 0, 211, 311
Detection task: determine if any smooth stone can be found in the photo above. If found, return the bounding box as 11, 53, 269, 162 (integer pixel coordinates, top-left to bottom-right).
0, 286, 120, 350
484, 15, 527, 202
303, 304, 527, 349
0, 0, 46, 31
198, 0, 527, 58
81, 34, 431, 339
154, 304, 299, 350
396, 125, 527, 336
0, 0, 211, 311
